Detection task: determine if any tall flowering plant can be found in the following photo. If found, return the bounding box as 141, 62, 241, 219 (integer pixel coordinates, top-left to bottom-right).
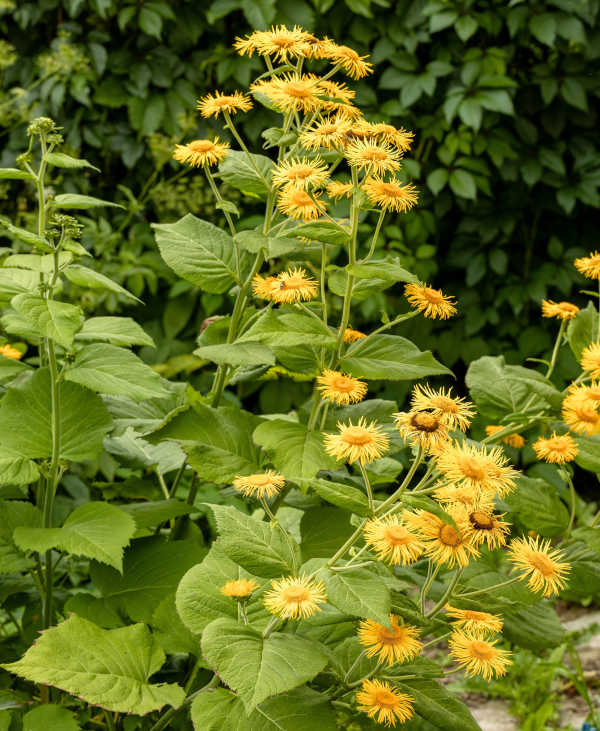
0, 24, 598, 731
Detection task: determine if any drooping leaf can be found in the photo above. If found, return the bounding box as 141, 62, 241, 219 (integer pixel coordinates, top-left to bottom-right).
0, 354, 31, 383
51, 193, 123, 209
0, 221, 53, 252
286, 221, 350, 246
194, 342, 276, 367
574, 436, 600, 473
0, 368, 112, 461
296, 477, 370, 515
64, 265, 141, 303
253, 420, 337, 479
3, 615, 185, 715
201, 618, 328, 711
64, 343, 169, 400
216, 150, 274, 197
319, 566, 391, 625
45, 152, 100, 172
340, 335, 452, 380
153, 213, 249, 292
0, 456, 39, 485
347, 257, 417, 283
239, 309, 336, 349
567, 303, 599, 359
11, 294, 83, 348
75, 316, 156, 347
0, 168, 35, 181
14, 502, 136, 572
503, 476, 569, 536
235, 230, 302, 258
502, 602, 565, 649
0, 269, 40, 301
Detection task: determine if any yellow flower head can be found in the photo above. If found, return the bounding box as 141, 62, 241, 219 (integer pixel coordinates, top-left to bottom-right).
581, 342, 600, 380
0, 344, 22, 360
317, 78, 356, 105
541, 299, 580, 321
259, 267, 319, 304
251, 274, 279, 301
358, 615, 422, 666
444, 605, 504, 635
360, 122, 414, 152
324, 417, 389, 465
403, 511, 479, 568
567, 381, 600, 406
356, 678, 414, 727
574, 250, 600, 279
252, 73, 321, 113
432, 483, 482, 507
197, 90, 253, 118
484, 425, 526, 448
448, 631, 512, 680
247, 25, 315, 61
272, 157, 329, 190
508, 536, 570, 597
393, 410, 449, 453
435, 441, 519, 499
322, 39, 374, 79
411, 384, 475, 432
362, 176, 418, 213
449, 503, 510, 550
233, 470, 285, 499
345, 139, 402, 175
561, 393, 600, 435
343, 327, 367, 343
220, 578, 259, 598
363, 514, 425, 565
316, 369, 367, 405
263, 574, 327, 619
533, 432, 578, 464
172, 138, 229, 167
404, 282, 457, 320
277, 187, 326, 221
327, 180, 354, 200
300, 114, 353, 151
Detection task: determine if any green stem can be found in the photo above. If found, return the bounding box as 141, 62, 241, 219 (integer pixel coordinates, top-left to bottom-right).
425, 568, 464, 619
343, 649, 367, 684
376, 447, 423, 516
261, 497, 298, 575
320, 242, 328, 325
361, 209, 386, 263
546, 318, 566, 380
262, 615, 280, 639
420, 631, 452, 652
563, 474, 577, 542
327, 519, 368, 568
204, 165, 237, 235
455, 575, 521, 599
359, 462, 374, 514
363, 311, 419, 341
156, 470, 170, 501
223, 110, 269, 184
419, 562, 440, 614
169, 460, 187, 498
307, 395, 324, 431
103, 711, 116, 731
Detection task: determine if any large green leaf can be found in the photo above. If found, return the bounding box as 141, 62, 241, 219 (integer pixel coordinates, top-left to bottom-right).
52, 193, 123, 209
340, 335, 451, 380
296, 477, 370, 515
466, 355, 561, 419
0, 354, 31, 383
235, 230, 302, 258
90, 537, 206, 622
64, 265, 141, 303
13, 502, 136, 572
239, 309, 336, 348
11, 294, 83, 348
207, 504, 300, 578
194, 342, 275, 367
396, 679, 480, 731
567, 303, 598, 359
3, 615, 184, 715
286, 221, 350, 246
22, 704, 80, 731
176, 541, 268, 634
45, 151, 99, 172
153, 213, 248, 292
217, 150, 274, 197
64, 343, 169, 401
201, 618, 328, 711
503, 476, 569, 536
191, 686, 337, 731
0, 500, 41, 574
574, 435, 600, 473
151, 594, 198, 656
0, 368, 112, 461
300, 507, 355, 561
502, 602, 564, 649
75, 316, 156, 347
347, 257, 417, 283
0, 269, 40, 301
253, 420, 337, 479
319, 566, 391, 625
0, 456, 39, 485
150, 403, 263, 483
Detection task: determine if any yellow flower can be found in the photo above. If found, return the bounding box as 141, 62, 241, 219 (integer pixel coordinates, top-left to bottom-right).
272, 157, 329, 190
358, 615, 422, 666
233, 471, 285, 499
444, 605, 503, 635
358, 122, 414, 152
324, 417, 389, 464
574, 250, 600, 279
277, 187, 326, 221
434, 441, 519, 499
508, 536, 570, 597
345, 139, 402, 175
541, 299, 580, 321
256, 267, 319, 304
393, 410, 449, 453
264, 574, 327, 619
251, 274, 279, 300
172, 138, 229, 167
317, 78, 356, 104
220, 578, 259, 598
344, 327, 366, 343
322, 39, 374, 79
197, 90, 252, 118
484, 425, 526, 448
316, 369, 367, 405
411, 384, 475, 432
404, 511, 479, 568
300, 114, 353, 150
327, 179, 354, 200
567, 381, 600, 406
404, 283, 457, 320
533, 433, 578, 464
561, 393, 600, 435
432, 483, 482, 507
448, 631, 512, 680
449, 504, 510, 550
356, 679, 414, 727
363, 515, 424, 565
255, 25, 315, 61
362, 176, 418, 213
581, 342, 600, 379
0, 344, 22, 360
252, 73, 321, 113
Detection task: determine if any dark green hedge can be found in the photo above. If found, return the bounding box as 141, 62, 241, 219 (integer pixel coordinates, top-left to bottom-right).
1, 0, 599, 379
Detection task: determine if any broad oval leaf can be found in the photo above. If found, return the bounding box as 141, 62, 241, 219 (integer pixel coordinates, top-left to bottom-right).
64, 265, 141, 303
11, 293, 83, 348
75, 316, 156, 347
